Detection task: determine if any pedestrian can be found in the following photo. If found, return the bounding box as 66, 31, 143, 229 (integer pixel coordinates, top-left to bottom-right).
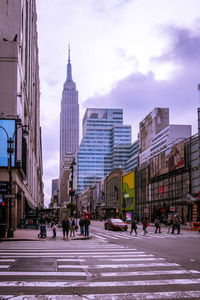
62, 216, 70, 240
130, 218, 137, 235
79, 217, 85, 235
70, 216, 75, 237
142, 218, 149, 235
51, 221, 57, 238
167, 215, 173, 234
154, 218, 161, 233
84, 215, 90, 237
171, 215, 181, 234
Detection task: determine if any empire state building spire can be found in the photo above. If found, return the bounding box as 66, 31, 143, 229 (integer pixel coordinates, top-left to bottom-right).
67, 44, 73, 82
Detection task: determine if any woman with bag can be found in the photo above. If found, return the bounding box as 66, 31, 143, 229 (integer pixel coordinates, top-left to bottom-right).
142, 218, 149, 235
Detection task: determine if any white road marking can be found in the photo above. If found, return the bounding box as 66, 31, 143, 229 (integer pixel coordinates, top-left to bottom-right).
58, 265, 88, 269
92, 234, 107, 240
101, 270, 198, 276
57, 253, 151, 258
0, 265, 9, 268
97, 233, 118, 239
0, 272, 87, 276
92, 262, 180, 268
0, 259, 15, 261
1, 278, 200, 287
112, 234, 130, 239
3, 291, 200, 300
99, 257, 164, 261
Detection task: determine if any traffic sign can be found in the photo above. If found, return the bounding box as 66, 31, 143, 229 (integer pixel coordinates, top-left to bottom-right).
0, 181, 9, 194
4, 194, 17, 199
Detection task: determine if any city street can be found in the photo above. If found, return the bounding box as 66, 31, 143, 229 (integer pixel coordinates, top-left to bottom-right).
0, 221, 200, 299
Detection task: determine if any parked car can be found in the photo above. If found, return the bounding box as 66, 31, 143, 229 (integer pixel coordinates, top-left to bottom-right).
104, 218, 128, 231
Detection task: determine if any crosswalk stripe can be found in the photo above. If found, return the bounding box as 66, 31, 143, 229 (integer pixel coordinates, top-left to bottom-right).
0, 272, 87, 277
0, 278, 200, 287
92, 234, 107, 239
1, 245, 199, 300
101, 270, 200, 276
3, 291, 200, 300
57, 253, 151, 258
93, 262, 179, 268
99, 258, 164, 261
97, 233, 119, 239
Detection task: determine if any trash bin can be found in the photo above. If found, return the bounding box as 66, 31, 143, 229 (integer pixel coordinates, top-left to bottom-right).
0, 224, 7, 238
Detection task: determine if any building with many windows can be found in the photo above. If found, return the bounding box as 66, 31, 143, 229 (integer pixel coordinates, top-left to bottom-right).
75, 108, 131, 194
59, 47, 79, 204
0, 0, 43, 231
60, 46, 79, 170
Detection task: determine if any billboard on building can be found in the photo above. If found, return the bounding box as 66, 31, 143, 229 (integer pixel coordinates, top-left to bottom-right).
122, 171, 135, 211
150, 141, 184, 178
139, 108, 169, 153
0, 119, 16, 167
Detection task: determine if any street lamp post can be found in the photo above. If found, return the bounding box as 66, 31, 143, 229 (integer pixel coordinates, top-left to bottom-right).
0, 123, 28, 238
69, 158, 76, 217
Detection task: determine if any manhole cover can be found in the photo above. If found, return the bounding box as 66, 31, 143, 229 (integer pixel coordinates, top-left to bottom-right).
8, 257, 57, 272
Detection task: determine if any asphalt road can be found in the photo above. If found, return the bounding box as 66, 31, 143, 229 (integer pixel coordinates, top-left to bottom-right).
91, 221, 200, 271
0, 221, 200, 299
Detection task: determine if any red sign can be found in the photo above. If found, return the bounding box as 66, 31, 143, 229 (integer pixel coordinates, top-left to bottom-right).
158, 186, 165, 194
170, 206, 175, 212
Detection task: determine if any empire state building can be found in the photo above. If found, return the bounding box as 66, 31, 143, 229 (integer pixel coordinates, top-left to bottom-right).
60, 46, 79, 170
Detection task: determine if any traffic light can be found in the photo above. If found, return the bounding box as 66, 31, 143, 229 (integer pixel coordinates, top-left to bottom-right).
0, 198, 7, 207
69, 189, 75, 196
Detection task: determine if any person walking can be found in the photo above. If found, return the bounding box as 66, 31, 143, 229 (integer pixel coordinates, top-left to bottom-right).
142, 218, 148, 235
62, 216, 70, 240
167, 215, 173, 234
79, 217, 85, 235
51, 221, 57, 238
70, 216, 75, 237
84, 215, 90, 237
154, 218, 161, 233
171, 215, 181, 234
130, 218, 137, 235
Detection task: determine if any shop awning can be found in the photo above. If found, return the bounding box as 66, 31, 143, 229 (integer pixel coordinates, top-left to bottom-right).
25, 197, 36, 210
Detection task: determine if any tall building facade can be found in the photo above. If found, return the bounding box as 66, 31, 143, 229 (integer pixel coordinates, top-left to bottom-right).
59, 47, 79, 204
75, 108, 131, 194
0, 0, 44, 230
60, 47, 79, 170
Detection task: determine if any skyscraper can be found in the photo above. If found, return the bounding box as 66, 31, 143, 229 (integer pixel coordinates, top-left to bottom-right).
60, 46, 79, 169
75, 108, 131, 194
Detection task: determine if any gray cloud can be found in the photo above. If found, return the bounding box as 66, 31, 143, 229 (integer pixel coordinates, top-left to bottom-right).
83, 25, 200, 140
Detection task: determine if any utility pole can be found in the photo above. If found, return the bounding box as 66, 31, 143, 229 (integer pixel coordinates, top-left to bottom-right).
69, 158, 76, 216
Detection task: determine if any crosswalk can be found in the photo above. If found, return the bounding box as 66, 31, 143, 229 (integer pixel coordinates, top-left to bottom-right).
93, 228, 200, 241
0, 243, 200, 299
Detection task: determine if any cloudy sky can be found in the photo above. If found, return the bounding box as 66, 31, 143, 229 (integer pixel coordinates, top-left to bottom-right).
36, 0, 200, 206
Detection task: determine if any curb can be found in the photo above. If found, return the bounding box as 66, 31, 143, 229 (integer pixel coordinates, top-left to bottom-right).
0, 236, 93, 242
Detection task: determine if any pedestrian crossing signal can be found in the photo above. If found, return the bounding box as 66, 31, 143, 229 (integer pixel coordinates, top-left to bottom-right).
69, 189, 75, 196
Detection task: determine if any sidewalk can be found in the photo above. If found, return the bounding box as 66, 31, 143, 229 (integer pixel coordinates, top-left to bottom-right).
0, 227, 92, 242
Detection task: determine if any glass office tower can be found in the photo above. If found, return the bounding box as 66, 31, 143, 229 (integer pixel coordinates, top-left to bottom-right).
75, 108, 131, 194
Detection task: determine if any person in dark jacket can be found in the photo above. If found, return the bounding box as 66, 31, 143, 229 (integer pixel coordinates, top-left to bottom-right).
154, 218, 161, 233
84, 215, 90, 237
62, 216, 70, 239
79, 218, 85, 235
130, 218, 137, 235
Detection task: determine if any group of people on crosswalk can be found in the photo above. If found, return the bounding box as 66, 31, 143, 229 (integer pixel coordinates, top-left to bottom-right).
61, 215, 91, 239
129, 215, 182, 235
